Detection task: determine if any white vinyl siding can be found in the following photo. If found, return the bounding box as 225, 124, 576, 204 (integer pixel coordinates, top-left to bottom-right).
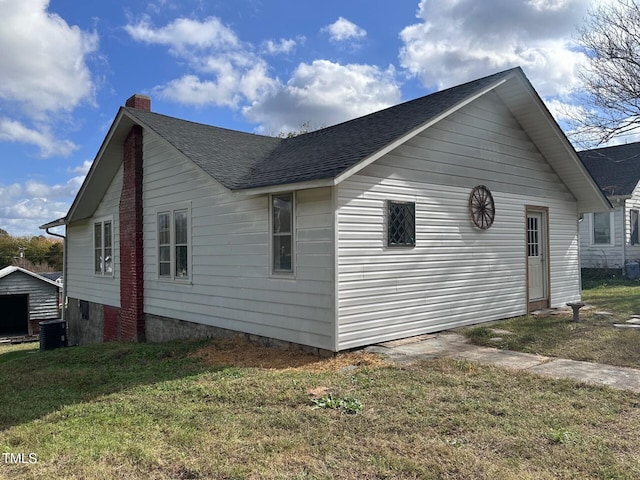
66, 164, 123, 307
142, 132, 335, 350
337, 93, 581, 350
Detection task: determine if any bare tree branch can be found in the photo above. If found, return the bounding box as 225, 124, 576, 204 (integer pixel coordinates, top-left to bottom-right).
572, 0, 640, 144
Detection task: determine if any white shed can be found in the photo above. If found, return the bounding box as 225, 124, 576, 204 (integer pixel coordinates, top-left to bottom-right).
42, 67, 610, 352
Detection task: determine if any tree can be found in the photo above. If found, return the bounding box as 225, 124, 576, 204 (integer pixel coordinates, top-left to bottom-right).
25, 236, 50, 266
576, 0, 640, 144
0, 235, 17, 268
275, 121, 322, 138
45, 241, 64, 271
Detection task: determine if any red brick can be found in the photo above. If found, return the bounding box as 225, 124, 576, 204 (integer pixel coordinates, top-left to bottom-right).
119, 125, 145, 341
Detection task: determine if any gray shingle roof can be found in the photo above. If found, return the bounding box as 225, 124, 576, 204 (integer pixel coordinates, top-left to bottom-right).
125, 68, 520, 190
578, 142, 640, 197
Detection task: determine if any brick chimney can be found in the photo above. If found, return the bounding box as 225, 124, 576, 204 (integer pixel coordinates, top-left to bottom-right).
119, 102, 145, 340
125, 94, 151, 112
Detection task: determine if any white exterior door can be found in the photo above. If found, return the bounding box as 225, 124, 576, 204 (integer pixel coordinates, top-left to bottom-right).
527, 211, 547, 301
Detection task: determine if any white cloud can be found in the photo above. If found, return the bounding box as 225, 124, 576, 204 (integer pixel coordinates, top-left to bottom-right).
244, 60, 401, 134
124, 16, 239, 54
322, 17, 367, 43
0, 167, 86, 236
0, 0, 96, 160
398, 0, 590, 98
0, 0, 98, 116
68, 160, 93, 176
261, 38, 299, 55
126, 16, 278, 108
0, 118, 78, 158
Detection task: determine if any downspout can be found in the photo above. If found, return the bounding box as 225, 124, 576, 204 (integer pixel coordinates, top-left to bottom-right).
621, 200, 627, 275
45, 226, 66, 321
577, 210, 583, 299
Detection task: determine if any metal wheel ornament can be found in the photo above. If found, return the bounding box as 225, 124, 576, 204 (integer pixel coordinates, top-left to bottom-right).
469, 185, 495, 229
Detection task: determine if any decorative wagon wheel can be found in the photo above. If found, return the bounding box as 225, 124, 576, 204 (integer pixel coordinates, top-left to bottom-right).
469, 185, 495, 229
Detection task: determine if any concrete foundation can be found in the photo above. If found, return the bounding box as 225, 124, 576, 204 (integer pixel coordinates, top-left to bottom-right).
66, 298, 105, 345
66, 298, 332, 355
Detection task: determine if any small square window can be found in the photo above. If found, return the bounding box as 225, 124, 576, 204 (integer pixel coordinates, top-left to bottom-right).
388, 200, 416, 247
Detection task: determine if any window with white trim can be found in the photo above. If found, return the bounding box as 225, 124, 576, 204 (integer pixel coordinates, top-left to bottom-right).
592, 212, 614, 245
157, 207, 190, 280
271, 193, 294, 274
94, 219, 113, 276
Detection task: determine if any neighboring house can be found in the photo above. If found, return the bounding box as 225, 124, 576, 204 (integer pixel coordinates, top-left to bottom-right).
40, 272, 63, 286
0, 266, 61, 337
578, 142, 640, 274
41, 67, 609, 352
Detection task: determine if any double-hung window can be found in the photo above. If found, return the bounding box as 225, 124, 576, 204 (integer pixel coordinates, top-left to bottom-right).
271, 193, 294, 274
157, 207, 190, 280
592, 212, 614, 245
94, 219, 114, 276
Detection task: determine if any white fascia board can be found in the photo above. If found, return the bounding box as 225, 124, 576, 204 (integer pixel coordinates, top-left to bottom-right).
511, 75, 612, 213
66, 109, 133, 223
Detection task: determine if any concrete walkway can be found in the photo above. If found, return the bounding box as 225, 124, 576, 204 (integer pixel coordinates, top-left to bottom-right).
366, 333, 640, 393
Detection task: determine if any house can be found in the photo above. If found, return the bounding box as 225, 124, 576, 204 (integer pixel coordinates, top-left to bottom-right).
40, 272, 63, 286
578, 142, 640, 275
41, 67, 610, 352
0, 266, 61, 337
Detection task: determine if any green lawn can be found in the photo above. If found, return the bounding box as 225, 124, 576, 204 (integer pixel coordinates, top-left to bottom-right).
460, 278, 640, 368
1, 330, 640, 478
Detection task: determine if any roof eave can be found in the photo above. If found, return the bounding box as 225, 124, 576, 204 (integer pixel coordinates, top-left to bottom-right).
65, 109, 136, 224
494, 74, 612, 214
0, 266, 60, 287
233, 178, 335, 195
39, 217, 66, 229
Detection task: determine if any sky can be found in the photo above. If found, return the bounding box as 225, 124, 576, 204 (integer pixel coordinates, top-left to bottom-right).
0, 0, 615, 237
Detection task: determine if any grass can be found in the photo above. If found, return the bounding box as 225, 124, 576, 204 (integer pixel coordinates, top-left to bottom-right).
0, 336, 639, 479
2, 280, 640, 478
460, 278, 640, 368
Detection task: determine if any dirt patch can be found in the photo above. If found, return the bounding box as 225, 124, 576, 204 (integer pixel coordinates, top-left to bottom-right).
190, 338, 389, 372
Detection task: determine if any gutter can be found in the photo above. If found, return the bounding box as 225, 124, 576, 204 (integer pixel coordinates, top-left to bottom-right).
40, 218, 67, 322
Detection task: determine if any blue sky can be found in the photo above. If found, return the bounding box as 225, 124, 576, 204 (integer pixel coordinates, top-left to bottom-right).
0, 0, 611, 236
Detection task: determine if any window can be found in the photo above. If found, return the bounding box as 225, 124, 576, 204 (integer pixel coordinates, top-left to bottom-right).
94, 219, 113, 275
527, 215, 539, 257
271, 193, 294, 273
388, 200, 416, 247
157, 207, 190, 280
631, 210, 639, 245
592, 212, 613, 245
